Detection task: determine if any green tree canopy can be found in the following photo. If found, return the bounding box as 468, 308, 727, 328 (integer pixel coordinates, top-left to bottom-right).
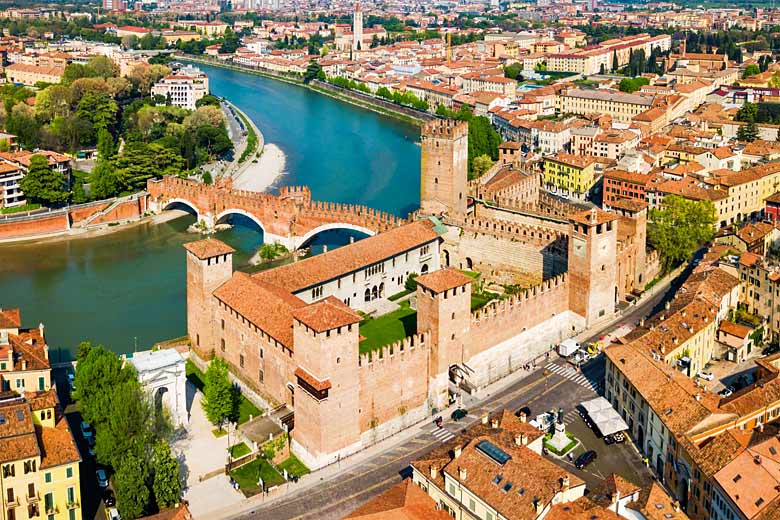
202, 358, 236, 429
115, 457, 150, 520
73, 345, 136, 427
18, 154, 69, 206
648, 195, 716, 272
152, 440, 182, 508
743, 63, 761, 78
737, 120, 760, 142
94, 379, 153, 469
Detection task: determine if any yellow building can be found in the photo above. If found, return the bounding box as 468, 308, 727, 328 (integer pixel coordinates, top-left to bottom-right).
0, 309, 82, 520
543, 153, 599, 197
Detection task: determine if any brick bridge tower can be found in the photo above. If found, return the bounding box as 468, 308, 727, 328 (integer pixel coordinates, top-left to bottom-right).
420, 119, 469, 218
183, 239, 235, 359
415, 268, 473, 411
291, 297, 362, 470
568, 209, 618, 327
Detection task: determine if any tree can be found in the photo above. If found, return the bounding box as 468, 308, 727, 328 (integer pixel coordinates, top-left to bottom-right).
77, 91, 118, 134
612, 50, 619, 72
115, 457, 150, 520
90, 159, 120, 199
19, 154, 69, 206
648, 195, 716, 272
742, 63, 760, 79
471, 154, 494, 180
737, 120, 760, 142
73, 345, 136, 427
503, 62, 523, 80
95, 379, 153, 469
599, 63, 606, 74
618, 77, 650, 93
405, 272, 418, 292
114, 142, 185, 190
201, 358, 235, 429
75, 341, 93, 362
97, 128, 116, 159
152, 440, 181, 508
736, 102, 758, 122
303, 60, 323, 84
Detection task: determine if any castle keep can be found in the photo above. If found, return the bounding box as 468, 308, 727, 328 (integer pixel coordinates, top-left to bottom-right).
182, 119, 654, 469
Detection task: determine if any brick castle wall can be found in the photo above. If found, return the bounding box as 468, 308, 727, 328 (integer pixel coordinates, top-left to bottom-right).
89, 198, 144, 225
0, 213, 68, 239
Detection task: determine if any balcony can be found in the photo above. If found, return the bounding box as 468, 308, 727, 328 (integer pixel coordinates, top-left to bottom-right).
26, 491, 39, 503
45, 504, 58, 515
6, 496, 20, 508
66, 501, 79, 510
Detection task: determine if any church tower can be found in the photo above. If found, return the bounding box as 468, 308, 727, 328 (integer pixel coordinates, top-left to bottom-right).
183, 239, 235, 359
567, 209, 618, 327
352, 1, 363, 52
420, 119, 469, 218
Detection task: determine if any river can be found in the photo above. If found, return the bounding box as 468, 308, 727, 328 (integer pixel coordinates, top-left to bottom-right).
0, 63, 421, 361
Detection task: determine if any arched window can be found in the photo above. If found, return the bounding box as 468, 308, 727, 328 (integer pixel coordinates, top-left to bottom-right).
364, 289, 371, 302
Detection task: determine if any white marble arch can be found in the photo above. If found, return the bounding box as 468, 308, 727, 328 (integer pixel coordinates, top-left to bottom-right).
129, 349, 189, 427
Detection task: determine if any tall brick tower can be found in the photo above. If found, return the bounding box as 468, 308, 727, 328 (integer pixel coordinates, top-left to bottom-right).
610, 199, 648, 291
420, 119, 469, 217
291, 297, 362, 470
415, 268, 473, 410
183, 239, 235, 358
567, 209, 618, 327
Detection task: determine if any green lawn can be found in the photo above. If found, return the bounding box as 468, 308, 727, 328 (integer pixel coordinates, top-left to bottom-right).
359, 300, 417, 354
460, 270, 481, 279
388, 289, 412, 301
185, 360, 205, 392
277, 454, 310, 478
1, 203, 40, 214
230, 458, 285, 495
471, 293, 493, 311
229, 442, 251, 459
237, 396, 262, 425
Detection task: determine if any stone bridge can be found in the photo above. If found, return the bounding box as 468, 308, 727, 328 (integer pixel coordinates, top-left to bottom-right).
146, 176, 406, 249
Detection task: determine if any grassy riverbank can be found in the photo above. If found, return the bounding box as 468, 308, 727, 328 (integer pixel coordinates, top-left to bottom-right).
178, 55, 428, 127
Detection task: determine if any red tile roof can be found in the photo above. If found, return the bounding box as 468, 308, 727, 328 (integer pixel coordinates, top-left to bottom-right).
416, 268, 473, 294
183, 239, 235, 260
344, 479, 451, 519
293, 296, 361, 332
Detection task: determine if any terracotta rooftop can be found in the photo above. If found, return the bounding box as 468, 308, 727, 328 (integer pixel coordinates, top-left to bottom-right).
253, 219, 441, 293
719, 320, 752, 339
0, 308, 20, 329
570, 208, 619, 226
416, 267, 473, 294
609, 198, 648, 212
293, 296, 361, 332
293, 367, 332, 392
39, 408, 81, 469
627, 482, 691, 520
344, 478, 450, 519
0, 400, 39, 464
183, 239, 236, 260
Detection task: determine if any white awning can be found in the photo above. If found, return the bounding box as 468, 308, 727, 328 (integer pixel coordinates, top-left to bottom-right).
580, 396, 629, 437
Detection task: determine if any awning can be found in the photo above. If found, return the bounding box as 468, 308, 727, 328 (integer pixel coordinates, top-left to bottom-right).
580, 396, 629, 437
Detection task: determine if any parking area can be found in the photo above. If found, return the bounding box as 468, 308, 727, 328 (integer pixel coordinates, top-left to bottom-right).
696, 355, 762, 396
545, 412, 652, 490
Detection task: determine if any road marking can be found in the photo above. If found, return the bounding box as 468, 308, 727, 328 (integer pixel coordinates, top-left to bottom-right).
431, 428, 455, 442
544, 363, 600, 392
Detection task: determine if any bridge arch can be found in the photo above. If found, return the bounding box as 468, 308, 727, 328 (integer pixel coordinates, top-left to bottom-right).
163, 198, 200, 218
295, 223, 375, 249
216, 209, 267, 236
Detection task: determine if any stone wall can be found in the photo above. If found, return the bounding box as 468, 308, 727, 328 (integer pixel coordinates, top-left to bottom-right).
0, 212, 68, 239
90, 197, 145, 225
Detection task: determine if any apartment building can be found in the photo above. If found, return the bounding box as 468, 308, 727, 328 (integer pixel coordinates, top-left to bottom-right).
557, 89, 656, 122
592, 130, 640, 160
0, 150, 72, 199
151, 66, 209, 110
543, 153, 600, 197
0, 163, 25, 209
603, 170, 656, 208
5, 64, 64, 86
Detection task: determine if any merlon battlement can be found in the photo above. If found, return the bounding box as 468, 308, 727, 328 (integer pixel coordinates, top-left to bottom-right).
358, 331, 430, 367
422, 118, 468, 140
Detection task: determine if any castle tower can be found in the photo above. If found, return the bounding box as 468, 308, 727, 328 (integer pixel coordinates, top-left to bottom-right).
420, 119, 469, 218
415, 268, 473, 410
610, 199, 648, 293
352, 1, 363, 52
568, 209, 618, 327
183, 239, 235, 358
291, 297, 362, 470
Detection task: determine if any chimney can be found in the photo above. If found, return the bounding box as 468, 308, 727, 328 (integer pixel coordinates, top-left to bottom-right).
458, 466, 467, 480
491, 418, 499, 429
430, 464, 439, 479
560, 475, 570, 492
681, 310, 686, 318
38, 322, 44, 339
673, 500, 680, 512
22, 359, 27, 371
673, 337, 679, 345
454, 445, 462, 459
482, 414, 489, 425
665, 301, 670, 310
660, 345, 666, 355
660, 314, 665, 321
639, 318, 645, 327
516, 433, 528, 446
44, 344, 49, 360
519, 411, 527, 423
533, 496, 543, 514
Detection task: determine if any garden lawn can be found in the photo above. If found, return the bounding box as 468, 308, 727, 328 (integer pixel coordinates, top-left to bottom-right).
229, 442, 251, 459
185, 360, 205, 391
471, 293, 492, 311
277, 454, 310, 478
230, 458, 285, 495
358, 300, 417, 354
237, 395, 262, 425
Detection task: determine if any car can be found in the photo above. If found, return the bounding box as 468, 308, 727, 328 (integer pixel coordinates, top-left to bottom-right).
697, 371, 714, 381
612, 432, 626, 443
515, 406, 532, 419
67, 373, 75, 391
107, 507, 121, 520
80, 421, 93, 439
575, 450, 597, 469
604, 435, 616, 445
719, 386, 734, 398
96, 468, 108, 488
451, 408, 468, 422
103, 490, 116, 507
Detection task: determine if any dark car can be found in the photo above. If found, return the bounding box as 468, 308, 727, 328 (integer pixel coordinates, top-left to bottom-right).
604, 435, 616, 445
451, 408, 468, 421
103, 490, 115, 507
575, 450, 597, 469
515, 406, 532, 419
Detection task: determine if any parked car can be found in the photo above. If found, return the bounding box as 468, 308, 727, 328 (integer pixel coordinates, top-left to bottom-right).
604, 434, 616, 445
67, 373, 75, 392
697, 371, 714, 381
451, 408, 468, 422
103, 490, 116, 507
719, 386, 734, 398
96, 468, 108, 488
80, 421, 93, 439
612, 432, 626, 443
107, 507, 120, 520
575, 450, 597, 469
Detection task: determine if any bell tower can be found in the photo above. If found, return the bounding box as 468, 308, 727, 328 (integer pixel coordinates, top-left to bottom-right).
568, 209, 618, 327
420, 119, 469, 218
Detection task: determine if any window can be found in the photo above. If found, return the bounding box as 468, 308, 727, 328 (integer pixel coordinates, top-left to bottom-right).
221, 338, 225, 352
7, 488, 13, 503
0, 362, 5, 370
23, 460, 36, 474
469, 498, 476, 511
44, 493, 53, 513
66, 467, 73, 478
69, 510, 76, 520
2, 464, 14, 478
258, 370, 264, 384
44, 472, 51, 483
67, 487, 74, 504
239, 355, 244, 368
38, 377, 45, 391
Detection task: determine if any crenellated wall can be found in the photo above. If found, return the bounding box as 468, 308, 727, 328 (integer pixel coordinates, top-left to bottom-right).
147, 176, 405, 247
468, 274, 571, 359
358, 332, 431, 442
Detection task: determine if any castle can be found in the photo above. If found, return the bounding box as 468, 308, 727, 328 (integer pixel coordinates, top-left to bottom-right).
183, 119, 655, 469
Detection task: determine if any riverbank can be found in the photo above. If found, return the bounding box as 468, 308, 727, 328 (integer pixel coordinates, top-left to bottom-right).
178, 54, 432, 127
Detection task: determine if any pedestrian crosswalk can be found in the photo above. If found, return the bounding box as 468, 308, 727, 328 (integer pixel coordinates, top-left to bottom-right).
430, 427, 455, 443
544, 363, 601, 393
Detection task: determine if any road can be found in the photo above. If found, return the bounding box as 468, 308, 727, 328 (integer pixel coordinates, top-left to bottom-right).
233, 265, 691, 520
